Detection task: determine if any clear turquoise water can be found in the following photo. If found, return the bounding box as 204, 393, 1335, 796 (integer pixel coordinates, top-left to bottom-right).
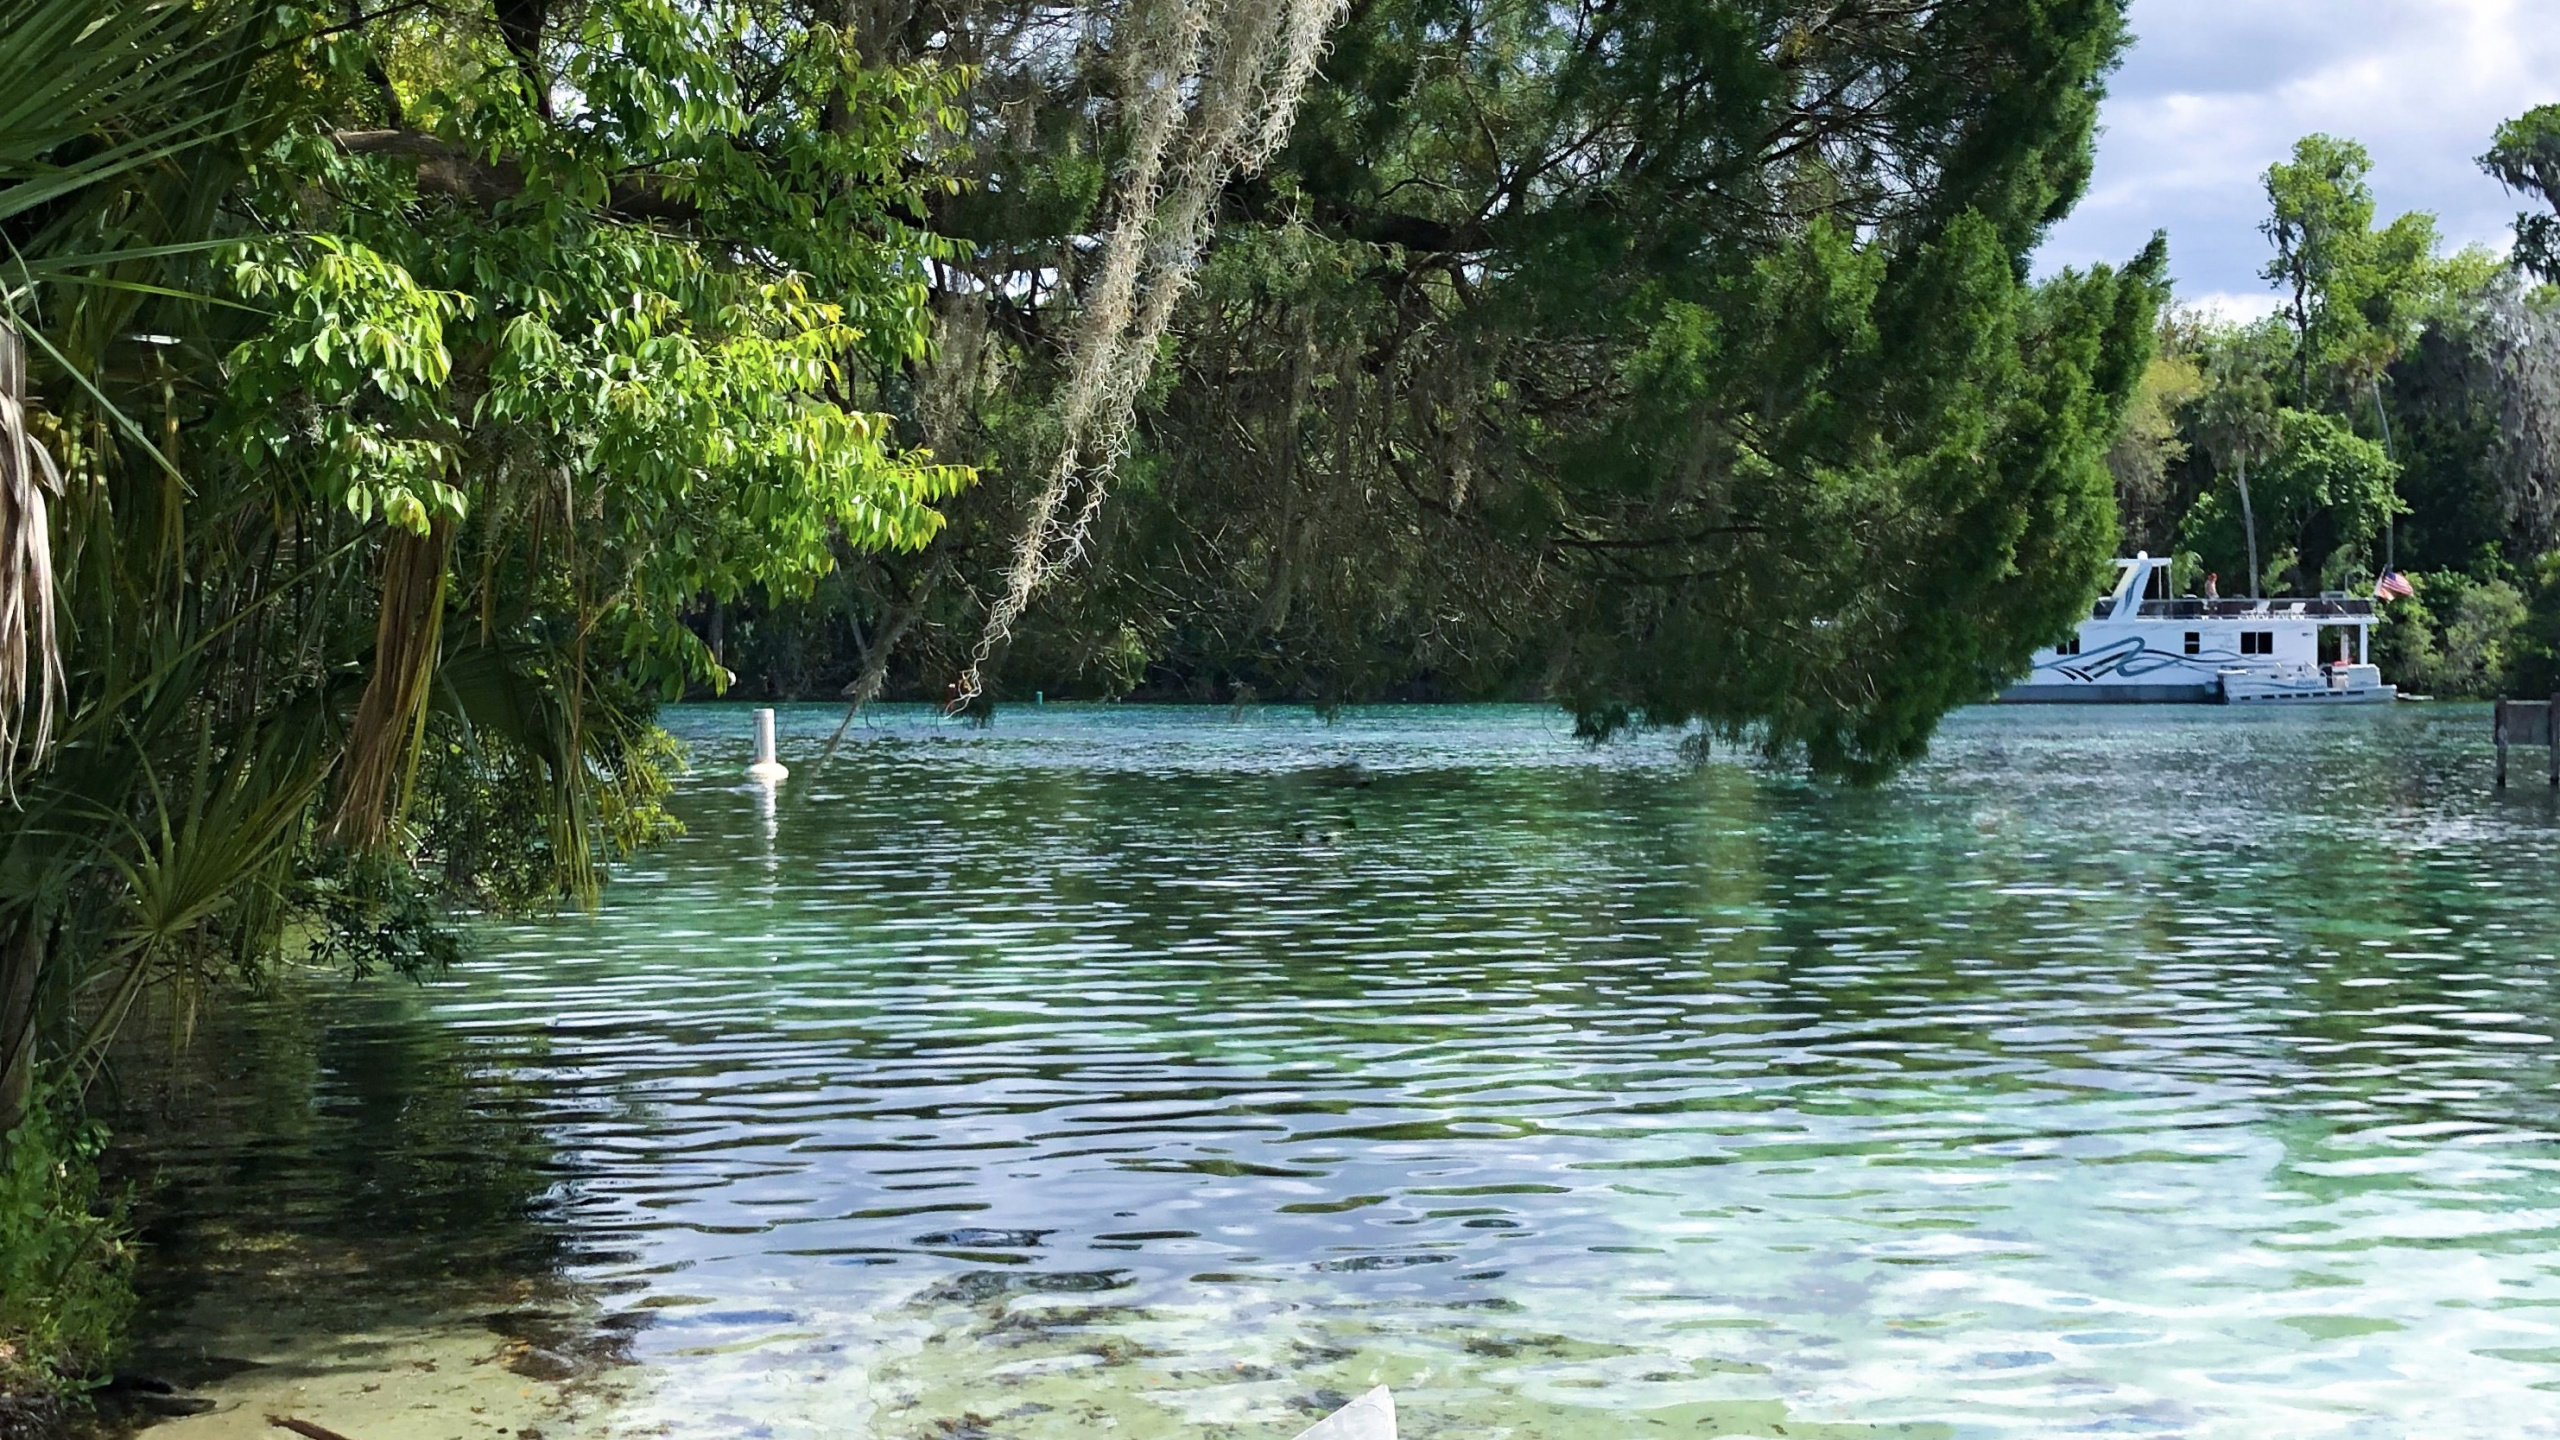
121, 704, 2560, 1438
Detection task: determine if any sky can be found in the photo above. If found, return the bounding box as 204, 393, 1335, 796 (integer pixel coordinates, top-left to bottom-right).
2033, 0, 2560, 318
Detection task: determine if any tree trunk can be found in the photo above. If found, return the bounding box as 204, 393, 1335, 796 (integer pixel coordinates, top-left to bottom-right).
0, 912, 44, 1137
330, 518, 454, 849
847, 558, 945, 714
2238, 451, 2260, 600
814, 556, 947, 772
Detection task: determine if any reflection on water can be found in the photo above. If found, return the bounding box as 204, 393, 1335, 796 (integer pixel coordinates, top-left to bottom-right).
111, 704, 2560, 1438
97, 970, 635, 1439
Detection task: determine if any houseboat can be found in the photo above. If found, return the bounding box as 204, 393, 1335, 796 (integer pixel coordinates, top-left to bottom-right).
2003, 554, 2395, 705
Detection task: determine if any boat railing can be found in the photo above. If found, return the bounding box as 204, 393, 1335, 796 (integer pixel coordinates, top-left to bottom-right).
2091, 598, 2377, 620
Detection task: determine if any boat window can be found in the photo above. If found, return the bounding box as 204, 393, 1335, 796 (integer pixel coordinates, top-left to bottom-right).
2184, 631, 2200, 654
2057, 635, 2081, 657
2240, 631, 2275, 655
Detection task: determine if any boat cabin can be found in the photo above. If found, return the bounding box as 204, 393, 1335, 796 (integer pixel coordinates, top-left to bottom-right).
2004, 555, 2393, 705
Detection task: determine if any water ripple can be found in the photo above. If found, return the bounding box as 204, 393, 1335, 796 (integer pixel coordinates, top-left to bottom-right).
118, 704, 2560, 1438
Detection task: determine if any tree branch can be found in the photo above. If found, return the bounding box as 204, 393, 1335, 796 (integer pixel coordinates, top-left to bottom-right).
330, 131, 700, 224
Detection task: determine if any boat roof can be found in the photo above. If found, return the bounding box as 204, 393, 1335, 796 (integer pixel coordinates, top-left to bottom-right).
2099, 555, 2375, 624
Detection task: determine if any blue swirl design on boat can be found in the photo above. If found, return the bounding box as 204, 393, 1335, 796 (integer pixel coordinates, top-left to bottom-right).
2043, 638, 2218, 685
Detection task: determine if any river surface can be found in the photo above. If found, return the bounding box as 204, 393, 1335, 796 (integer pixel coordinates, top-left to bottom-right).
106, 703, 2560, 1440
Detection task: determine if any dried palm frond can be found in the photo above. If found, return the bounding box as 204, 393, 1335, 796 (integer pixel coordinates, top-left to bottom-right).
0, 321, 62, 796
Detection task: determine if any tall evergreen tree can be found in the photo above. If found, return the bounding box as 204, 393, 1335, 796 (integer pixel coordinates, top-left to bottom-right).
809, 0, 2167, 780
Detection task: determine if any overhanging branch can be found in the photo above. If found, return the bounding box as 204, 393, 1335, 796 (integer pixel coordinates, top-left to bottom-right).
331, 130, 699, 224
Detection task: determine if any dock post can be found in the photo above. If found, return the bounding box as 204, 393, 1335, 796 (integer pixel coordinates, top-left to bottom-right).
746, 707, 789, 783
2495, 697, 2509, 789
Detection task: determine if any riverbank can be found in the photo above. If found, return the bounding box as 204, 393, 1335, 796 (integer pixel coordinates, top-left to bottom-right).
104, 1301, 627, 1440
0, 1095, 134, 1440
23, 1129, 635, 1440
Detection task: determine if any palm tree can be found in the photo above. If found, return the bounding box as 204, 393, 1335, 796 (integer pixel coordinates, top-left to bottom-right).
0, 0, 269, 1130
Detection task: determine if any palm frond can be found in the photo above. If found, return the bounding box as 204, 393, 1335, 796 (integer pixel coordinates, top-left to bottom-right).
0, 323, 60, 790
70, 721, 327, 1083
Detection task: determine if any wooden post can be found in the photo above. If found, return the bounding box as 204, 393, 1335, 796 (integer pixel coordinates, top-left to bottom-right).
2495, 697, 2509, 789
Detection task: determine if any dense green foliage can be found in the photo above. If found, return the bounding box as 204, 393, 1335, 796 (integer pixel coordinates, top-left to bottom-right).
2262, 135, 2443, 406
0, 1095, 130, 1406
2180, 406, 2397, 594
724, 0, 2165, 780
0, 0, 967, 984
0, 0, 970, 1393
2107, 128, 2560, 696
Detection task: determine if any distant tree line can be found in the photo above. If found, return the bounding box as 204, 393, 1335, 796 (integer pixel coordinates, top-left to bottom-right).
2106, 116, 2560, 698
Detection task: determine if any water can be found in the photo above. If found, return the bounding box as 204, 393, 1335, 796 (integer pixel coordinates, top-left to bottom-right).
108, 703, 2560, 1439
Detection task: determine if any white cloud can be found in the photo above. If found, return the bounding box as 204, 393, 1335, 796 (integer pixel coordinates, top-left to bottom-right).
2034, 0, 2560, 302
2179, 291, 2288, 324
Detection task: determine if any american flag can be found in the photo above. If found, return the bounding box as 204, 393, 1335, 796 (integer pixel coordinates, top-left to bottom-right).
2375, 570, 2415, 600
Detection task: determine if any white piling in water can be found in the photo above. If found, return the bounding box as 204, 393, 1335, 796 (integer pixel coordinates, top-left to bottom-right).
1292, 1386, 1394, 1440
746, 707, 789, 783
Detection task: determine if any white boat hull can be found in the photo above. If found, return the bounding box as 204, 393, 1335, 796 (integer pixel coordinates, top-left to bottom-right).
2218, 665, 2395, 704
2003, 678, 2219, 704
1999, 558, 2395, 708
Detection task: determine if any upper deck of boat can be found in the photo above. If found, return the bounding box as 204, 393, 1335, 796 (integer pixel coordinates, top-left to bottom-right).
2093, 597, 2378, 621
